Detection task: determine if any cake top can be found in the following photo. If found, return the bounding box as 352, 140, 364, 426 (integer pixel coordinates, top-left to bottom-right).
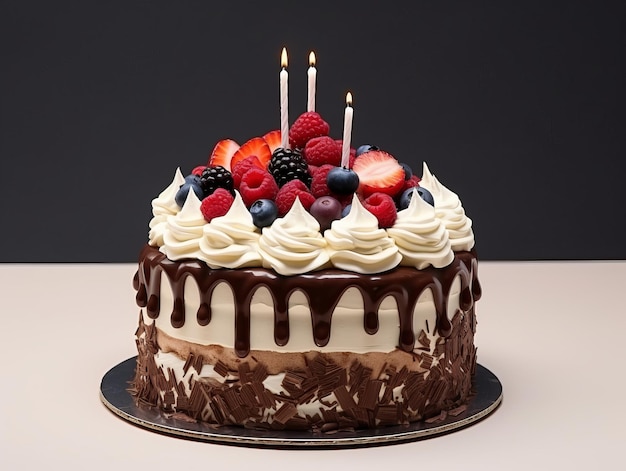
146, 50, 473, 274
147, 112, 474, 275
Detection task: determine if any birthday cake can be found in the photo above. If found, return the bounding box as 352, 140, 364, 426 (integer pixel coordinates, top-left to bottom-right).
130, 54, 481, 432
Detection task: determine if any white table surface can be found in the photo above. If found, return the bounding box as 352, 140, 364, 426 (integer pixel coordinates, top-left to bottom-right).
1, 260, 625, 470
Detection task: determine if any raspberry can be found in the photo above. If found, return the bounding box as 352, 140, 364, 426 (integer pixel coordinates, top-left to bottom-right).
200, 188, 234, 222
362, 192, 397, 228
310, 164, 334, 198
192, 165, 207, 176
401, 175, 421, 194
334, 140, 356, 167
275, 179, 315, 216
303, 136, 342, 166
289, 112, 330, 150
239, 168, 279, 207
232, 155, 263, 188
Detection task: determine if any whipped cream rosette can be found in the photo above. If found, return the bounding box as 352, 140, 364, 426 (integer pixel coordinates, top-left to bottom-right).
258, 197, 330, 275
387, 188, 454, 269
161, 189, 205, 261
148, 168, 185, 246
199, 192, 262, 269
325, 195, 401, 274
419, 163, 475, 251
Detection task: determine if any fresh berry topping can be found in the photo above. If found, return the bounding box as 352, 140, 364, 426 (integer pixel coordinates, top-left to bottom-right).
289, 112, 330, 149
268, 148, 312, 187
199, 188, 234, 222
310, 164, 334, 198
238, 168, 279, 207
208, 139, 239, 171
175, 182, 204, 208
249, 199, 279, 228
341, 204, 352, 218
185, 173, 201, 184
262, 130, 282, 154
310, 196, 342, 231
355, 144, 379, 156
191, 166, 207, 176
335, 139, 357, 163
307, 164, 320, 177
398, 186, 435, 210
327, 167, 360, 195
400, 163, 413, 180
352, 150, 405, 198
199, 166, 234, 196
400, 174, 421, 194
230, 137, 272, 170
275, 179, 315, 216
303, 136, 342, 166
362, 192, 398, 228
232, 155, 264, 188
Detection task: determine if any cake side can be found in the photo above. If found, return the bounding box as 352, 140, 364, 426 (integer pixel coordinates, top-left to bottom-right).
130, 246, 480, 430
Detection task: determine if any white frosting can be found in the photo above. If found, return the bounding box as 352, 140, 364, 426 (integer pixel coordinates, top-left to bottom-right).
324, 195, 401, 274
419, 163, 475, 251
387, 188, 454, 269
258, 197, 330, 275
161, 189, 205, 261
198, 192, 262, 269
148, 168, 185, 246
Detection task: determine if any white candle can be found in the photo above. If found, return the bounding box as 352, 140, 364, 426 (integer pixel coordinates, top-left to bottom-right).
280, 47, 289, 149
307, 51, 316, 112
341, 92, 353, 168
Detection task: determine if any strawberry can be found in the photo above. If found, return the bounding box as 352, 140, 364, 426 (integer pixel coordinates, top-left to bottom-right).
208, 139, 239, 171
362, 192, 397, 228
352, 150, 405, 198
262, 130, 282, 154
230, 137, 272, 170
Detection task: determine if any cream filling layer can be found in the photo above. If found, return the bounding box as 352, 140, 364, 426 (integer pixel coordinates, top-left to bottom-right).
142, 274, 462, 354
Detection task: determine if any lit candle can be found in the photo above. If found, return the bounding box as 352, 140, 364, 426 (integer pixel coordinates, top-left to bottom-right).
307, 51, 316, 112
341, 92, 353, 168
280, 47, 289, 149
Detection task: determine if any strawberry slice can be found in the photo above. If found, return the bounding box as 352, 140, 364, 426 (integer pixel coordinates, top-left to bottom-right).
208, 139, 239, 171
262, 130, 282, 154
352, 150, 405, 198
230, 137, 272, 170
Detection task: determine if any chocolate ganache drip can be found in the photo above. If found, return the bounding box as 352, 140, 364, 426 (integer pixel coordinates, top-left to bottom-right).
134, 245, 480, 357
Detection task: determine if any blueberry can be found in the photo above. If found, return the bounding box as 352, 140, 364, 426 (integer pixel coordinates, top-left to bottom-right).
400, 163, 413, 180
341, 204, 352, 218
398, 186, 435, 210
249, 199, 278, 228
175, 181, 204, 207
185, 174, 201, 184
326, 167, 359, 195
356, 144, 379, 157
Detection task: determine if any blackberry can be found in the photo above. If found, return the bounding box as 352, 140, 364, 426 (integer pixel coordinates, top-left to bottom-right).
268, 148, 311, 187
199, 166, 234, 196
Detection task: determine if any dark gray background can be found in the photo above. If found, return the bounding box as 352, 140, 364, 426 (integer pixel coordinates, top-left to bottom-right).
1, 1, 625, 262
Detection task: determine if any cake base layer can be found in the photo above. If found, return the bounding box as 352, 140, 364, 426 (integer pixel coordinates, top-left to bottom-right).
131, 306, 477, 431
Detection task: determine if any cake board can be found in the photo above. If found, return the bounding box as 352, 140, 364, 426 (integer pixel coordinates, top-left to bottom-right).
100, 356, 502, 448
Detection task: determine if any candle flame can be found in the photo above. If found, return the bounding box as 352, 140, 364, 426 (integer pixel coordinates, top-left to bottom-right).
309, 51, 316, 67
281, 47, 288, 68
346, 91, 353, 106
